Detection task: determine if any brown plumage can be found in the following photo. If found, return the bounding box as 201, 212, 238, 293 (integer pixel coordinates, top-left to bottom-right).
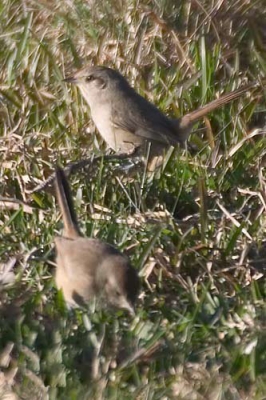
64, 65, 258, 170
54, 167, 139, 313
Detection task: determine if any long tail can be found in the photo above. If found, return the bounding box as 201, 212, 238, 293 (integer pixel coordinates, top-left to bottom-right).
176, 81, 260, 142
185, 82, 256, 122
54, 167, 81, 238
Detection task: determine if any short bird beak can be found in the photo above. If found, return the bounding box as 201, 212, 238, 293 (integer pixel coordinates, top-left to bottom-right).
123, 300, 136, 317
128, 307, 135, 317
63, 76, 78, 84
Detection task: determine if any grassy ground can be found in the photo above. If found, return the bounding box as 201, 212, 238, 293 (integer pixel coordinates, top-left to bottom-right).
0, 0, 266, 399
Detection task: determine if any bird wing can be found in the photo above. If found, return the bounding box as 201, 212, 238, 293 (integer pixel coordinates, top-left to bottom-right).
111, 90, 180, 146
55, 237, 120, 278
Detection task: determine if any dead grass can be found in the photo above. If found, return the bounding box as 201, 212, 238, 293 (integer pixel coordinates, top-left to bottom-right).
0, 0, 266, 398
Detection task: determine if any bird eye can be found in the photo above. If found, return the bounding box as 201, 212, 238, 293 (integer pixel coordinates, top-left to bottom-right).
85, 75, 94, 82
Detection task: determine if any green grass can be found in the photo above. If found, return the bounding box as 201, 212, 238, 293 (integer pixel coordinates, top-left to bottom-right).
0, 0, 266, 398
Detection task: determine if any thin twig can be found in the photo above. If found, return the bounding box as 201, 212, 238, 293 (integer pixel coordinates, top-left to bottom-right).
26, 152, 136, 194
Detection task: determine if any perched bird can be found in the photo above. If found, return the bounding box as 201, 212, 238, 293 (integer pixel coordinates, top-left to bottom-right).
54, 166, 139, 313
64, 65, 256, 170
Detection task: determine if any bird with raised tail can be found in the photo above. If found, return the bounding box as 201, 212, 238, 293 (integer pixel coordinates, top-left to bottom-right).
54, 166, 140, 314
64, 65, 257, 170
